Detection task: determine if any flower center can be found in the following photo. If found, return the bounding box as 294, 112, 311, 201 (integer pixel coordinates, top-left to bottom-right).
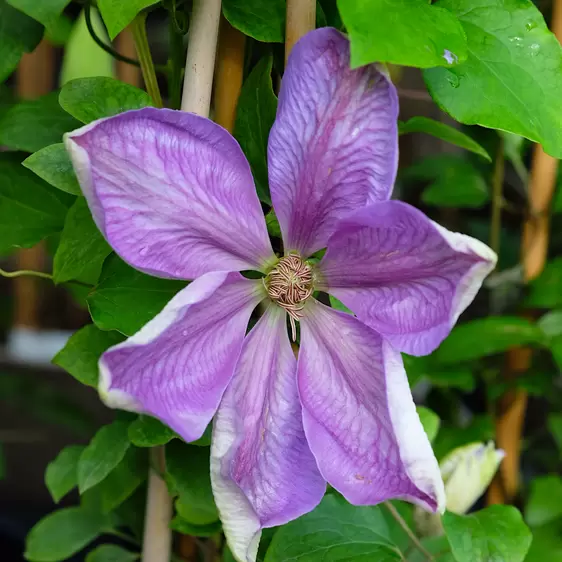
265, 254, 314, 339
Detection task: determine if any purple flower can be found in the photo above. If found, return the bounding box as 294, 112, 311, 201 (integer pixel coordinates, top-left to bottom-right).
65, 28, 496, 562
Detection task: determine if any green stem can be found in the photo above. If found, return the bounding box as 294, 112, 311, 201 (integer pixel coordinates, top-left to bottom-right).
383, 502, 434, 562
131, 12, 164, 108
106, 528, 141, 548
0, 267, 53, 281
0, 268, 92, 288
490, 136, 505, 256
168, 13, 185, 110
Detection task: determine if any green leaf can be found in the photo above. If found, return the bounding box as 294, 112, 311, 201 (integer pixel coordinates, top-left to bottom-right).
443, 506, 532, 562
339, 0, 467, 69
434, 317, 546, 364
525, 521, 562, 562
6, 0, 69, 28
86, 545, 139, 562
87, 447, 148, 513
45, 444, 85, 503
409, 536, 455, 562
88, 254, 185, 336
399, 117, 490, 161
234, 55, 277, 204
223, 0, 284, 42
424, 0, 562, 159
433, 416, 495, 460
53, 324, 125, 388
548, 414, 562, 451
166, 441, 219, 525
53, 198, 111, 284
98, 0, 159, 40
538, 309, 562, 338
0, 153, 72, 255
265, 494, 399, 561
59, 77, 151, 124
170, 517, 222, 537
329, 295, 353, 314
0, 0, 43, 83
406, 155, 489, 209
60, 8, 115, 85
403, 356, 476, 391
526, 258, 562, 308
78, 420, 131, 493
25, 507, 111, 562
23, 143, 81, 195
526, 476, 562, 527
265, 209, 281, 238
45, 12, 73, 46
0, 91, 80, 152
417, 407, 440, 443
128, 415, 177, 447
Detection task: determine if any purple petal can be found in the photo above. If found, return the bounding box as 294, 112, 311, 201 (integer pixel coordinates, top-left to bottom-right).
299, 300, 444, 512
99, 272, 263, 442
211, 306, 325, 562
318, 201, 497, 355
65, 107, 274, 280
268, 28, 398, 257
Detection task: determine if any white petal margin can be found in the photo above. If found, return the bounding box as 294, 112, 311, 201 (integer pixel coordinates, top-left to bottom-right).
99, 271, 265, 443
384, 344, 446, 513
211, 306, 325, 562
432, 221, 497, 328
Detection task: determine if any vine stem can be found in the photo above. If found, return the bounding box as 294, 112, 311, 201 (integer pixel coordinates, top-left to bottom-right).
0, 268, 92, 288
85, 4, 141, 68
383, 502, 434, 562
0, 268, 53, 281
488, 0, 562, 505
131, 12, 163, 108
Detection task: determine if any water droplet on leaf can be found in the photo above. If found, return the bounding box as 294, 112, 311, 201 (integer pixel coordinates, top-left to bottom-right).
446, 73, 460, 88
525, 21, 537, 31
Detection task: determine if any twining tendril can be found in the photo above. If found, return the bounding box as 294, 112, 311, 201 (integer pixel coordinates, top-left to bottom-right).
265, 254, 314, 340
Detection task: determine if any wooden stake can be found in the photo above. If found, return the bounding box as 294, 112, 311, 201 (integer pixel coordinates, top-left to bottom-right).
181, 0, 222, 116
14, 40, 55, 330
214, 17, 245, 133
142, 446, 173, 562
115, 28, 142, 87
488, 0, 562, 504
141, 3, 222, 561
285, 0, 316, 62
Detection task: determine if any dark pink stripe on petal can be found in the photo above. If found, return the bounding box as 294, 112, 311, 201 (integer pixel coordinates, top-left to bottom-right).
298, 300, 444, 512
99, 272, 263, 443
319, 201, 497, 356
211, 306, 325, 562
268, 28, 398, 257
65, 108, 274, 280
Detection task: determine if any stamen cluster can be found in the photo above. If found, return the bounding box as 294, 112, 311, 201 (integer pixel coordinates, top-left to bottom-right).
265, 254, 314, 339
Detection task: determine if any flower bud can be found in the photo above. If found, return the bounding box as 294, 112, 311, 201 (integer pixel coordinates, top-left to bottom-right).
414, 441, 504, 537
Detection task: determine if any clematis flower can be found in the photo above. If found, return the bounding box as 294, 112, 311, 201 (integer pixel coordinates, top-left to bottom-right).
415, 442, 505, 536
65, 28, 496, 562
